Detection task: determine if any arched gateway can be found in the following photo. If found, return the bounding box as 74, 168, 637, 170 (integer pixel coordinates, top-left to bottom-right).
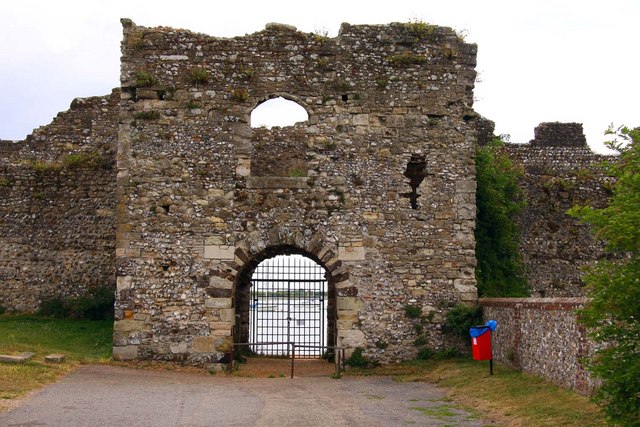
113, 19, 480, 366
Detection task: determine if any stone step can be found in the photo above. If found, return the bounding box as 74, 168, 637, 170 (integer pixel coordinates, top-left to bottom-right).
0, 352, 36, 363
45, 353, 66, 363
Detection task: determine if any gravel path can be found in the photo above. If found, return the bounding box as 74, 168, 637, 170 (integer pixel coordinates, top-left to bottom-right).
0, 365, 492, 426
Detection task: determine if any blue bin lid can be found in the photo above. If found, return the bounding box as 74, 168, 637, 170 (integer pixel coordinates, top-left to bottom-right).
469, 325, 490, 338
486, 319, 498, 331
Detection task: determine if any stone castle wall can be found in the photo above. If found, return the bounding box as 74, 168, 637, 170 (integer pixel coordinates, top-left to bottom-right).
113, 20, 479, 364
0, 19, 617, 372
481, 297, 598, 395
506, 123, 613, 297
0, 92, 118, 311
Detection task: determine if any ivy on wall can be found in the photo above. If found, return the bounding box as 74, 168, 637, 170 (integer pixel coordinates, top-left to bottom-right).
475, 138, 528, 297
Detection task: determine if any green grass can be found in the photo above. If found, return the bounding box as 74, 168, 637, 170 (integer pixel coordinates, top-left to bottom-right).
349, 357, 609, 427
0, 315, 112, 410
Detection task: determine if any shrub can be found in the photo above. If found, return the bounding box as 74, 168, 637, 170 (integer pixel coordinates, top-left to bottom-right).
134, 111, 161, 121
188, 67, 209, 85
37, 288, 115, 320
345, 347, 370, 367
416, 347, 435, 360
568, 126, 640, 425
134, 71, 158, 87
443, 304, 483, 340
62, 152, 106, 169
475, 138, 528, 297
232, 88, 249, 102
38, 296, 69, 318
404, 304, 422, 319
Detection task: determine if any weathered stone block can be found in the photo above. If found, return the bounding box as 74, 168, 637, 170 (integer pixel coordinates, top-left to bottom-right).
112, 345, 139, 361
170, 342, 188, 354
210, 276, 233, 289
337, 297, 364, 312
45, 354, 66, 363
204, 245, 235, 260
192, 336, 215, 353
338, 246, 365, 261
218, 308, 236, 323
205, 298, 232, 309
114, 319, 149, 332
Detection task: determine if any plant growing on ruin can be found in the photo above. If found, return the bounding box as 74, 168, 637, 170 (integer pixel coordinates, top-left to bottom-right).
134, 111, 161, 121
404, 19, 436, 39
374, 76, 389, 89
475, 138, 528, 297
443, 304, 483, 340
345, 347, 371, 368
238, 65, 255, 80
387, 53, 429, 67
404, 304, 422, 319
232, 88, 250, 102
568, 125, 640, 426
62, 152, 106, 169
134, 71, 158, 87
188, 67, 210, 86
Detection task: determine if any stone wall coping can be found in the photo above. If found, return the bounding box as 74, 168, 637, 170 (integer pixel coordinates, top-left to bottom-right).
480, 297, 588, 310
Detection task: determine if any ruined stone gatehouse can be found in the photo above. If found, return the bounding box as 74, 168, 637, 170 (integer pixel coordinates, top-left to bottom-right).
113, 20, 479, 363
0, 19, 614, 367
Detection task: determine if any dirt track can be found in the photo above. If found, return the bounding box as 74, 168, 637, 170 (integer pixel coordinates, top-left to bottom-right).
0, 364, 492, 426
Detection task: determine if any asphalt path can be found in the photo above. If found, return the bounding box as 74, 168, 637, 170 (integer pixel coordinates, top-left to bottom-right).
0, 365, 491, 426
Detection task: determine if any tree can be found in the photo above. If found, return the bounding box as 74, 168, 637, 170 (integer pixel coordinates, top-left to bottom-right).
475, 138, 528, 297
568, 126, 640, 426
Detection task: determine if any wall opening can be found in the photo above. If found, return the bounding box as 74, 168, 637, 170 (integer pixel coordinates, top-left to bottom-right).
234, 247, 336, 359
250, 97, 309, 128
402, 154, 427, 209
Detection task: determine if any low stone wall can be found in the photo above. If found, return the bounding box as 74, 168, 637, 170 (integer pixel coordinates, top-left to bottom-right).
480, 297, 598, 395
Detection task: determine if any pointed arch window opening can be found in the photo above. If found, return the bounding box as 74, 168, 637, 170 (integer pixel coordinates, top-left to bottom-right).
250, 96, 309, 129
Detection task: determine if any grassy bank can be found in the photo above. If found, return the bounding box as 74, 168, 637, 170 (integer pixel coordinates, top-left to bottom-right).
0, 315, 112, 411
351, 357, 608, 427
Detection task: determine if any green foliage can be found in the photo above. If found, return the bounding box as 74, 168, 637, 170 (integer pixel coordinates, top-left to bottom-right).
187, 100, 202, 109
404, 19, 436, 39
413, 335, 428, 347
443, 304, 483, 340
416, 347, 462, 361
62, 152, 106, 169
568, 125, 640, 426
25, 159, 63, 173
416, 347, 434, 360
288, 169, 305, 177
37, 288, 115, 320
375, 341, 388, 350
404, 304, 422, 319
232, 88, 249, 102
387, 53, 428, 67
374, 76, 389, 89
475, 138, 528, 297
345, 347, 370, 367
134, 111, 161, 121
0, 177, 11, 187
134, 71, 158, 87
188, 67, 210, 85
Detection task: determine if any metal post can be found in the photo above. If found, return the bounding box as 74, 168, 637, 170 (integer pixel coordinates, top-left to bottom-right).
290, 343, 295, 379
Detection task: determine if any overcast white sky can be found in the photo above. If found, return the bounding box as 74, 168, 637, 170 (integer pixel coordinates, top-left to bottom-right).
1, 0, 638, 153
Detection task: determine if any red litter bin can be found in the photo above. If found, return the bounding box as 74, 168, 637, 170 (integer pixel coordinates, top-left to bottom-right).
470, 320, 497, 375
470, 326, 492, 360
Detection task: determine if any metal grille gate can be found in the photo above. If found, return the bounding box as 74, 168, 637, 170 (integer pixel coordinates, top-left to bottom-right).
249, 254, 327, 357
